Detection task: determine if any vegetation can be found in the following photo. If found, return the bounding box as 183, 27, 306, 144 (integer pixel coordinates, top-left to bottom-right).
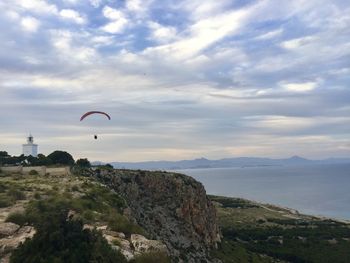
28, 170, 38, 175
130, 252, 171, 263
10, 207, 126, 263
7, 188, 26, 201
76, 158, 91, 168
6, 212, 27, 226
0, 168, 151, 262
47, 151, 75, 166
211, 196, 350, 263
0, 151, 74, 166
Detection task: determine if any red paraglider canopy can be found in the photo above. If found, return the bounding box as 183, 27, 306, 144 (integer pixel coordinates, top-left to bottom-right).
80, 111, 111, 121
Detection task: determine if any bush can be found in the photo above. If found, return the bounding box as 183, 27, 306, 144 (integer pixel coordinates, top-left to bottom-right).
7, 188, 26, 201
130, 252, 171, 263
33, 192, 41, 200
6, 212, 28, 226
28, 170, 38, 175
76, 158, 91, 168
10, 209, 127, 263
0, 183, 7, 193
0, 198, 13, 208
12, 174, 23, 180
47, 151, 75, 166
82, 210, 96, 222
107, 213, 145, 236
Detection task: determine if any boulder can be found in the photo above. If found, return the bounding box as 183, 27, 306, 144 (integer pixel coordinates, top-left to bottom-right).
131, 234, 168, 254
0, 226, 36, 254
0, 223, 20, 237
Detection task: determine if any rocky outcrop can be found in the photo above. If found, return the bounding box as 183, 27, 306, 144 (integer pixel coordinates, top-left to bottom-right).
130, 234, 168, 255
0, 223, 20, 237
0, 223, 36, 262
96, 170, 221, 263
83, 224, 168, 261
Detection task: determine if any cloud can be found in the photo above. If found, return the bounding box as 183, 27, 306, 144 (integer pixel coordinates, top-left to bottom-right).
50, 30, 96, 63
16, 0, 58, 15
63, 0, 79, 5
59, 9, 86, 24
90, 0, 102, 8
0, 0, 349, 160
148, 21, 177, 43
255, 28, 283, 40
126, 0, 143, 12
144, 8, 250, 59
20, 16, 40, 32
281, 81, 318, 92
101, 6, 128, 34
281, 36, 317, 50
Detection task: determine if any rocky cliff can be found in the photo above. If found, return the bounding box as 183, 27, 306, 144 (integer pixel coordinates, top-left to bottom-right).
95, 169, 221, 263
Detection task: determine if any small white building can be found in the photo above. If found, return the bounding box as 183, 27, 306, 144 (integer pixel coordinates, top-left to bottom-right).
22, 134, 38, 157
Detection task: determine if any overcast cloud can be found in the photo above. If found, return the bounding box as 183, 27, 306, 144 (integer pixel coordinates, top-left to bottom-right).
0, 0, 349, 161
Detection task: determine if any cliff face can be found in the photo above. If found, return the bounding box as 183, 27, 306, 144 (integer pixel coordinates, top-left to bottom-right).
96, 170, 221, 263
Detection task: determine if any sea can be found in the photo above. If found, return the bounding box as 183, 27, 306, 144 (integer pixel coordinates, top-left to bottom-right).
178, 163, 350, 221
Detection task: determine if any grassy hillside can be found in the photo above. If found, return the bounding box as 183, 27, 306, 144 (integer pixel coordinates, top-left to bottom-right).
0, 169, 169, 263
211, 196, 350, 263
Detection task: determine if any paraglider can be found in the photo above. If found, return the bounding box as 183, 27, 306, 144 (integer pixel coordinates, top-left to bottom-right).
80, 111, 111, 139
80, 111, 111, 121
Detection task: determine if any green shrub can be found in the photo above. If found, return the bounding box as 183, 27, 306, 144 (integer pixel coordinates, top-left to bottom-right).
7, 188, 26, 201
82, 210, 96, 222
33, 192, 41, 200
107, 213, 145, 236
0, 183, 7, 193
72, 185, 79, 192
12, 174, 23, 180
10, 209, 127, 263
130, 252, 171, 263
0, 198, 13, 208
6, 212, 28, 226
28, 170, 39, 175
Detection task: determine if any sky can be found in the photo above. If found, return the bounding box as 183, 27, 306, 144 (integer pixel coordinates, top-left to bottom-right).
0, 0, 349, 162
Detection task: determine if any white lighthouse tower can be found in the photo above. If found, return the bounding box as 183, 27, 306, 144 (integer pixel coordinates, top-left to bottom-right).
22, 134, 38, 157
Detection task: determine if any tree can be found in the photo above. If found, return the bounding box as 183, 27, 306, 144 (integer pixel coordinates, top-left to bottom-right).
47, 151, 75, 166
76, 158, 91, 168
0, 151, 9, 157
105, 164, 114, 169
37, 154, 53, 166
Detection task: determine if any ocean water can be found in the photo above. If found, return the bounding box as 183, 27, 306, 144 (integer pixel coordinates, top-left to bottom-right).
178, 164, 350, 220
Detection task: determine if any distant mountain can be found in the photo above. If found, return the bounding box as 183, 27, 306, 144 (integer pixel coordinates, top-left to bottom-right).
92, 156, 350, 170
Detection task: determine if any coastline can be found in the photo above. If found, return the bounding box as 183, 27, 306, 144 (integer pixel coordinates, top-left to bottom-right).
210, 195, 350, 225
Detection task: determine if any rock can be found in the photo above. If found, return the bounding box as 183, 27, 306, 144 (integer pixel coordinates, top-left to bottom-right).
130, 234, 168, 254
83, 224, 95, 231
0, 253, 10, 263
0, 226, 36, 255
16, 226, 35, 236
112, 246, 134, 261
104, 234, 131, 249
0, 223, 20, 237
96, 170, 221, 262
103, 230, 126, 239
96, 225, 108, 231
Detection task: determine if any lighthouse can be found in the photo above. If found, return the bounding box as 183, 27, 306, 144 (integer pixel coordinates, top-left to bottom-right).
22, 134, 38, 157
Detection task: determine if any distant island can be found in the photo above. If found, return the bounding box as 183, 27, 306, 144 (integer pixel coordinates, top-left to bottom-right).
94, 156, 350, 170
